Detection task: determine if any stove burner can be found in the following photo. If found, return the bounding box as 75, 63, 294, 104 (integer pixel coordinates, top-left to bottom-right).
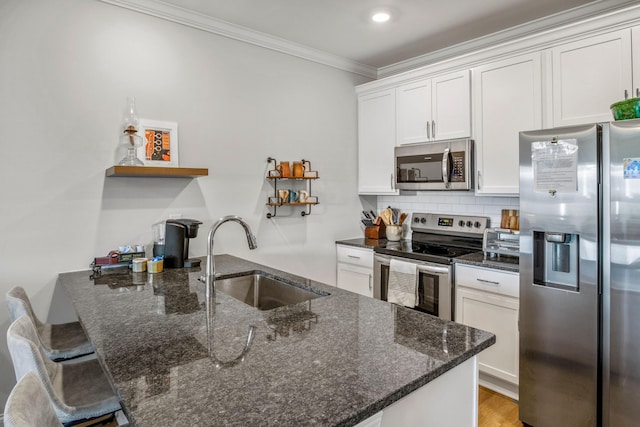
411, 243, 455, 257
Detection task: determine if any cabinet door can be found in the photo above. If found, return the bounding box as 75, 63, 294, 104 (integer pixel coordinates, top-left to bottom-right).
473, 52, 542, 195
551, 29, 632, 127
456, 286, 519, 385
337, 263, 373, 297
432, 70, 471, 141
358, 89, 398, 195
633, 26, 640, 97
397, 79, 432, 145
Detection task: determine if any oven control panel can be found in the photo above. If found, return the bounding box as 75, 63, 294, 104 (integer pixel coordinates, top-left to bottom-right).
411, 213, 489, 236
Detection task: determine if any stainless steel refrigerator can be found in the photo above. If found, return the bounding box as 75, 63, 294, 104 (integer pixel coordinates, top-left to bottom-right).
519, 119, 640, 427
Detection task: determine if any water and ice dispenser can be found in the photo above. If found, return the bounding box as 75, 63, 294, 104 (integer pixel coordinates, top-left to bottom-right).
533, 231, 579, 291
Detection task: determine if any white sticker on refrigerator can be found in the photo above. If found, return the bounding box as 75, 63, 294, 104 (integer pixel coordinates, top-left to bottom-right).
531, 139, 578, 193
623, 158, 640, 179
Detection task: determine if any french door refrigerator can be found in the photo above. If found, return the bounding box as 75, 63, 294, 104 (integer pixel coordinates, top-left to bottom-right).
519, 119, 640, 427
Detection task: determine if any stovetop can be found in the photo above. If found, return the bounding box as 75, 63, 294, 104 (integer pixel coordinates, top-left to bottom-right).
374, 213, 489, 264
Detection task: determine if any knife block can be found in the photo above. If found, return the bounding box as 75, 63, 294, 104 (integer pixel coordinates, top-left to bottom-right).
365, 223, 386, 239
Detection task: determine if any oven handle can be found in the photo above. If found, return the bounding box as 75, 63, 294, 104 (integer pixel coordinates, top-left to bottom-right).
375, 254, 449, 275
417, 265, 449, 275
442, 147, 450, 188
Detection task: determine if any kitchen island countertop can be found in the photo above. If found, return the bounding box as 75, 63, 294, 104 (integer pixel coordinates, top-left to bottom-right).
60, 255, 494, 426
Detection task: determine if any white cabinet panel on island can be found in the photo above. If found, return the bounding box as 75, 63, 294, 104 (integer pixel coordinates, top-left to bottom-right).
472, 52, 542, 196
358, 89, 398, 195
336, 244, 374, 297
455, 263, 519, 399
549, 28, 633, 127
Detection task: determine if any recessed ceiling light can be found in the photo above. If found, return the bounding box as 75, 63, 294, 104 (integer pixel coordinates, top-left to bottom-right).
371, 11, 391, 23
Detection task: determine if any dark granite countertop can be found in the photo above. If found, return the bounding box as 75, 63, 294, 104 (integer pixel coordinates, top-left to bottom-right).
454, 252, 520, 273
335, 238, 383, 249
60, 255, 494, 427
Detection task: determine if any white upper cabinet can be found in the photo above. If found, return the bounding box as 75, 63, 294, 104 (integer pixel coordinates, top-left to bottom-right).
396, 79, 431, 144
396, 70, 470, 145
472, 52, 543, 196
550, 29, 632, 127
432, 71, 472, 141
358, 89, 398, 195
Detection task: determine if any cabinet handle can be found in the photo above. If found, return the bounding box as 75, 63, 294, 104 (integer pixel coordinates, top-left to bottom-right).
432, 120, 436, 140
347, 255, 361, 260
427, 121, 431, 139
625, 89, 629, 100
477, 278, 500, 285
477, 170, 482, 190
369, 274, 372, 291
637, 88, 639, 98
390, 173, 394, 190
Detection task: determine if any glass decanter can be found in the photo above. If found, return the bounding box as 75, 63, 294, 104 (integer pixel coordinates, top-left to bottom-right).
117, 96, 144, 166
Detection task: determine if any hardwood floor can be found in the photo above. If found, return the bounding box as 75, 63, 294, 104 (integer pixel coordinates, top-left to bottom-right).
479, 386, 523, 427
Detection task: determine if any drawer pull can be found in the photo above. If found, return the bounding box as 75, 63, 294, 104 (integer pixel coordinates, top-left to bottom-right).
347, 255, 361, 260
477, 278, 500, 285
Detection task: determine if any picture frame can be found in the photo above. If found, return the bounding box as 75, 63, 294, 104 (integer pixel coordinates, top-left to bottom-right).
137, 119, 179, 167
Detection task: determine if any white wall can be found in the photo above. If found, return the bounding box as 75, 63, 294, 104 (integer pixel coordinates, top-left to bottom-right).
0, 0, 370, 409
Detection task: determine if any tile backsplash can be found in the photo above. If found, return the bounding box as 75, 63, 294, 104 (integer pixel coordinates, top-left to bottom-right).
376, 192, 519, 230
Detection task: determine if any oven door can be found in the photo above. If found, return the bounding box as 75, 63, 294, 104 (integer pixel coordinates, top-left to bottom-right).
374, 254, 452, 320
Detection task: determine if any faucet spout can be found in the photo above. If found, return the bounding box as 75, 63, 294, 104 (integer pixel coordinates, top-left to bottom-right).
204, 215, 258, 284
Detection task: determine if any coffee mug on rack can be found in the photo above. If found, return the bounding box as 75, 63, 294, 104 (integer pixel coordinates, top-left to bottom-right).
292, 161, 305, 178
299, 190, 309, 203
276, 161, 291, 178
278, 189, 289, 203
289, 189, 299, 203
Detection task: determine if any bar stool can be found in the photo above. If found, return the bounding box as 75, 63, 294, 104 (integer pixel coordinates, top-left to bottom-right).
5, 286, 94, 361
7, 315, 121, 426
4, 371, 62, 427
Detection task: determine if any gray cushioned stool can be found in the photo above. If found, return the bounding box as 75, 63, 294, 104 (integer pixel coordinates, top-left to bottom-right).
6, 286, 94, 361
7, 315, 121, 425
4, 371, 62, 427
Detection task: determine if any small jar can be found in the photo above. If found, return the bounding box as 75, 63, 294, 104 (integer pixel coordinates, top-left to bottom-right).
132, 258, 148, 272
148, 259, 164, 273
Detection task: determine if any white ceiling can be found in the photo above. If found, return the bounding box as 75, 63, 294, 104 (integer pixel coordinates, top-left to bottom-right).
106, 0, 637, 76
157, 0, 601, 67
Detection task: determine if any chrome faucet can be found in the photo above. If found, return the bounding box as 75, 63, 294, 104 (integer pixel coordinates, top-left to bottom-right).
202, 215, 257, 368
203, 215, 258, 285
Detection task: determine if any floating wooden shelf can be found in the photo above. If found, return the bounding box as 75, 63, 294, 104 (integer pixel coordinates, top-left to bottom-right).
105, 166, 208, 178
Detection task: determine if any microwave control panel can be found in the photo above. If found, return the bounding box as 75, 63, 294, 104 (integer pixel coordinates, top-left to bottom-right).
451, 152, 465, 182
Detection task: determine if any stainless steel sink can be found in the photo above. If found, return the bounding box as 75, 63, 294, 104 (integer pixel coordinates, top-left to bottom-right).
214, 272, 328, 310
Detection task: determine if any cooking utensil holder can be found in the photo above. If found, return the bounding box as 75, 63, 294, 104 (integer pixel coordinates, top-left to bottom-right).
365, 223, 386, 239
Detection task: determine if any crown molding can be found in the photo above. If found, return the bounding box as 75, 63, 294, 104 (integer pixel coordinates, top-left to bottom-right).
378, 0, 640, 78
96, 0, 378, 78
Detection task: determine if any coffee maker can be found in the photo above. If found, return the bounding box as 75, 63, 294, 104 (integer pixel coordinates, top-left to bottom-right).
162, 218, 203, 268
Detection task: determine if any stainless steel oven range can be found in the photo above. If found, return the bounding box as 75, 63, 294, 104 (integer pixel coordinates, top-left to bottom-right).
373, 213, 488, 320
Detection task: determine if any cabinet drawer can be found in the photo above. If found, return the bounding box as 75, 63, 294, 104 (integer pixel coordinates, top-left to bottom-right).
336, 245, 373, 268
455, 264, 519, 298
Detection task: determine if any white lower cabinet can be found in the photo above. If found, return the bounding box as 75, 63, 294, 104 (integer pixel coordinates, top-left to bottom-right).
336, 244, 374, 297
455, 264, 519, 399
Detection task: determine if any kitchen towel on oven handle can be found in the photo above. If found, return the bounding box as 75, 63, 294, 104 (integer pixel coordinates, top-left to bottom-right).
387, 259, 417, 308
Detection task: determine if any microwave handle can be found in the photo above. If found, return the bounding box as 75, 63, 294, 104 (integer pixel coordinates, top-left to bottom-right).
442, 147, 450, 188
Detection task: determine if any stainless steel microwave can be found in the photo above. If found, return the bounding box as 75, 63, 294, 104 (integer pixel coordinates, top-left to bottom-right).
394, 139, 473, 191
